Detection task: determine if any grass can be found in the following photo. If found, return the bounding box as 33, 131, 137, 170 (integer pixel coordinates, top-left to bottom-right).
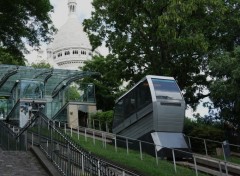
68, 132, 207, 176
213, 155, 240, 165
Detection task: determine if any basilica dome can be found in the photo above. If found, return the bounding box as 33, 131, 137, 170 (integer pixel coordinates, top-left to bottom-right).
47, 0, 99, 70
51, 16, 91, 51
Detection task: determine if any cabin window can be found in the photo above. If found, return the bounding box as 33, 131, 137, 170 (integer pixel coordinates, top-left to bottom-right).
152, 79, 182, 100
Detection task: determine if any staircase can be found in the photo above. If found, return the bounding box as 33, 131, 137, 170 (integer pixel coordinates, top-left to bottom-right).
0, 147, 49, 176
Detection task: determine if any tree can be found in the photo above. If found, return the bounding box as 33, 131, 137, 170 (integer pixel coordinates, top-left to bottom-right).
31, 61, 52, 68
84, 0, 240, 109
208, 46, 240, 132
0, 0, 55, 64
82, 55, 124, 111
0, 48, 25, 65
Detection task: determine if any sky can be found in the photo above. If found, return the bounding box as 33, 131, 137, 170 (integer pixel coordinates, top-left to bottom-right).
24, 0, 209, 118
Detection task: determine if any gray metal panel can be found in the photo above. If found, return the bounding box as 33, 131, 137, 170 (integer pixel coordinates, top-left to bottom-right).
113, 103, 153, 134
151, 132, 188, 151
153, 101, 185, 132
119, 113, 153, 139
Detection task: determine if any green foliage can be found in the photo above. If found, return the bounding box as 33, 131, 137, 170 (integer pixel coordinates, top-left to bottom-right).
91, 110, 114, 130
209, 46, 240, 132
84, 0, 240, 109
0, 0, 56, 63
0, 48, 25, 65
184, 117, 225, 154
31, 61, 52, 68
66, 86, 81, 101
82, 55, 125, 110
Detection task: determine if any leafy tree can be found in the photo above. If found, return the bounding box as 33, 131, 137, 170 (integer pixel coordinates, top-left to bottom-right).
0, 0, 55, 64
208, 46, 240, 132
31, 61, 52, 68
84, 0, 240, 109
82, 55, 124, 111
66, 85, 81, 101
0, 48, 25, 65
90, 110, 114, 131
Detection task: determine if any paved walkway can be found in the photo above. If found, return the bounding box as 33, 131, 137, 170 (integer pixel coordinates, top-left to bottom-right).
0, 147, 49, 176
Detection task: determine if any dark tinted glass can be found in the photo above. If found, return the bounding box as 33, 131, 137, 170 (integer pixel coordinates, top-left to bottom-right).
152, 79, 182, 100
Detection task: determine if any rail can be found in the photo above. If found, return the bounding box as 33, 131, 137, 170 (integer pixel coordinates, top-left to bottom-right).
0, 119, 26, 151
54, 121, 240, 176
29, 112, 141, 176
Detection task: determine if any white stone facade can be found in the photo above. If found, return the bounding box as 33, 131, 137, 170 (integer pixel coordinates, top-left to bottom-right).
47, 0, 99, 70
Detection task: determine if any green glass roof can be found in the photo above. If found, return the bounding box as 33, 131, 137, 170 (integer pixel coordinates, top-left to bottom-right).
0, 64, 98, 97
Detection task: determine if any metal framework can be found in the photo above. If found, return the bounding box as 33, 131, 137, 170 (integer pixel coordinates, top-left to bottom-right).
0, 64, 97, 97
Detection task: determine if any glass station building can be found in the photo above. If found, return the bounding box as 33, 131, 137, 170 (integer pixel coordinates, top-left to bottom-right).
0, 64, 97, 128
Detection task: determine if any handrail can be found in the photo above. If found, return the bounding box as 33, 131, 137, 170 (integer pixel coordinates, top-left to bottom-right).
5, 99, 20, 121
16, 111, 40, 138
0, 120, 26, 150
36, 111, 140, 176
51, 102, 69, 120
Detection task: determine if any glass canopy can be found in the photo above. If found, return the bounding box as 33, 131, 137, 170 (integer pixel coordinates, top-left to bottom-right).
0, 64, 98, 97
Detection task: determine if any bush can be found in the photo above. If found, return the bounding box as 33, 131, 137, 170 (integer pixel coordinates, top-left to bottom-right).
91, 110, 114, 131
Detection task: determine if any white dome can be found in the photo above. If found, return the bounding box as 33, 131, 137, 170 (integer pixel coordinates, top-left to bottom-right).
51, 16, 91, 51
46, 0, 100, 70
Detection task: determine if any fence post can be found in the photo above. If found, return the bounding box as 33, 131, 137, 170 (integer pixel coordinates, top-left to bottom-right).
64, 123, 66, 134
58, 121, 60, 128
71, 126, 72, 137
93, 131, 95, 145
67, 143, 71, 176
172, 149, 177, 173
188, 136, 192, 149
204, 139, 208, 156
139, 141, 143, 160
98, 160, 101, 176
222, 143, 227, 162
218, 161, 222, 175
102, 132, 104, 148
224, 161, 228, 175
85, 128, 87, 141
81, 154, 84, 174
25, 131, 28, 151
114, 137, 117, 152
126, 138, 129, 155
122, 171, 125, 176
50, 126, 53, 160
193, 156, 198, 176
78, 126, 80, 140
155, 145, 158, 165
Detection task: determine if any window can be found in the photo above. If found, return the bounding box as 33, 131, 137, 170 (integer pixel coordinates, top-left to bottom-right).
137, 80, 152, 109
73, 50, 78, 54
65, 51, 70, 55
152, 79, 182, 100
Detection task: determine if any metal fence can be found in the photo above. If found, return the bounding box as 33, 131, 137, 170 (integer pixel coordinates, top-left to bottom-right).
56, 121, 240, 176
29, 113, 140, 176
0, 120, 26, 151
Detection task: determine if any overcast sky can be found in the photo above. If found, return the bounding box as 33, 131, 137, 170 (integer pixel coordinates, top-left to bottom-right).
24, 0, 208, 118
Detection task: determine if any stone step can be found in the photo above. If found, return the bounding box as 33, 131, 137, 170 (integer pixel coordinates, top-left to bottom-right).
0, 147, 49, 176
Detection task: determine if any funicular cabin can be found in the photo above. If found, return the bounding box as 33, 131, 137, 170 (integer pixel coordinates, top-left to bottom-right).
112, 75, 189, 158
0, 64, 97, 129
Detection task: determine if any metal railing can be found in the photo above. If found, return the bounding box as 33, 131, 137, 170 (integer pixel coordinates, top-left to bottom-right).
54, 121, 240, 176
0, 120, 26, 151
29, 112, 140, 176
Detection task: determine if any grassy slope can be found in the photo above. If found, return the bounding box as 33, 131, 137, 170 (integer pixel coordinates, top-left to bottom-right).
69, 132, 207, 176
